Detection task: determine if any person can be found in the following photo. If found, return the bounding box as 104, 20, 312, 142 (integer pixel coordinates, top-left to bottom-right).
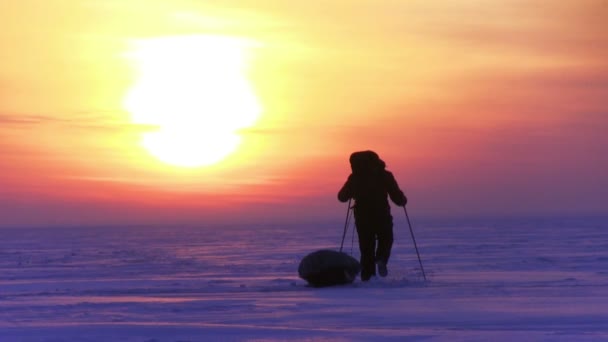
337, 150, 407, 281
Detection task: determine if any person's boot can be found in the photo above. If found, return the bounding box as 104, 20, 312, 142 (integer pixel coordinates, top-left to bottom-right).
377, 260, 388, 277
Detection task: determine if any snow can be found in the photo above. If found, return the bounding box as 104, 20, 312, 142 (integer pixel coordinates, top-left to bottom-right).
1, 216, 607, 341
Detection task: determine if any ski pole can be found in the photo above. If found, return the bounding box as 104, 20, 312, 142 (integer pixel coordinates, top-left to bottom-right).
339, 199, 352, 252
350, 209, 356, 255
403, 206, 427, 281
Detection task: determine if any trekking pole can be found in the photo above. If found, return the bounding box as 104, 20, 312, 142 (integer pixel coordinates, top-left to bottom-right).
350, 210, 356, 255
339, 199, 352, 252
403, 206, 427, 281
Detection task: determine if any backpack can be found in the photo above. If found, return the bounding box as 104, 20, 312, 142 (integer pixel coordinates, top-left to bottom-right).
349, 150, 385, 175
348, 151, 389, 212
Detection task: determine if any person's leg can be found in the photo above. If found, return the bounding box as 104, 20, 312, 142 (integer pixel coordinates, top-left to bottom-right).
356, 223, 376, 281
375, 216, 394, 277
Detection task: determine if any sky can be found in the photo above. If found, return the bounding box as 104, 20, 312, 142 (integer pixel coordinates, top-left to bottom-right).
0, 0, 606, 227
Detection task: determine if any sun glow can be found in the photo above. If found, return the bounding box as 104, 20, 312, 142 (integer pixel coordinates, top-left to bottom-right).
124, 35, 262, 167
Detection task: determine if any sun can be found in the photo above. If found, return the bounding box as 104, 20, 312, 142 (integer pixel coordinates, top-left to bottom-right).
123, 35, 262, 167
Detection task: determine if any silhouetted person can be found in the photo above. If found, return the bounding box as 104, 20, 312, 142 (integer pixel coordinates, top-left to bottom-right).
338, 150, 407, 281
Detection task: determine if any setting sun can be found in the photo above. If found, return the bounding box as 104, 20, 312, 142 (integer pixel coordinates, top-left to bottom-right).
123, 35, 262, 167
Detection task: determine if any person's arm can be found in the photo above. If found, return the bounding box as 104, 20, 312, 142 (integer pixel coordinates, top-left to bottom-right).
337, 175, 354, 202
385, 171, 407, 206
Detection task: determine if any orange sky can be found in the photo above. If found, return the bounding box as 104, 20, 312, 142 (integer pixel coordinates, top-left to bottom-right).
1, 1, 606, 227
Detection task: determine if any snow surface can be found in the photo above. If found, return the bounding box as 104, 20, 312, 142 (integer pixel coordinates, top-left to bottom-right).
1, 216, 607, 341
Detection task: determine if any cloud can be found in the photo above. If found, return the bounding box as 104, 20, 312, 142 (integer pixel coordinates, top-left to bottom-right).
0, 111, 158, 133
